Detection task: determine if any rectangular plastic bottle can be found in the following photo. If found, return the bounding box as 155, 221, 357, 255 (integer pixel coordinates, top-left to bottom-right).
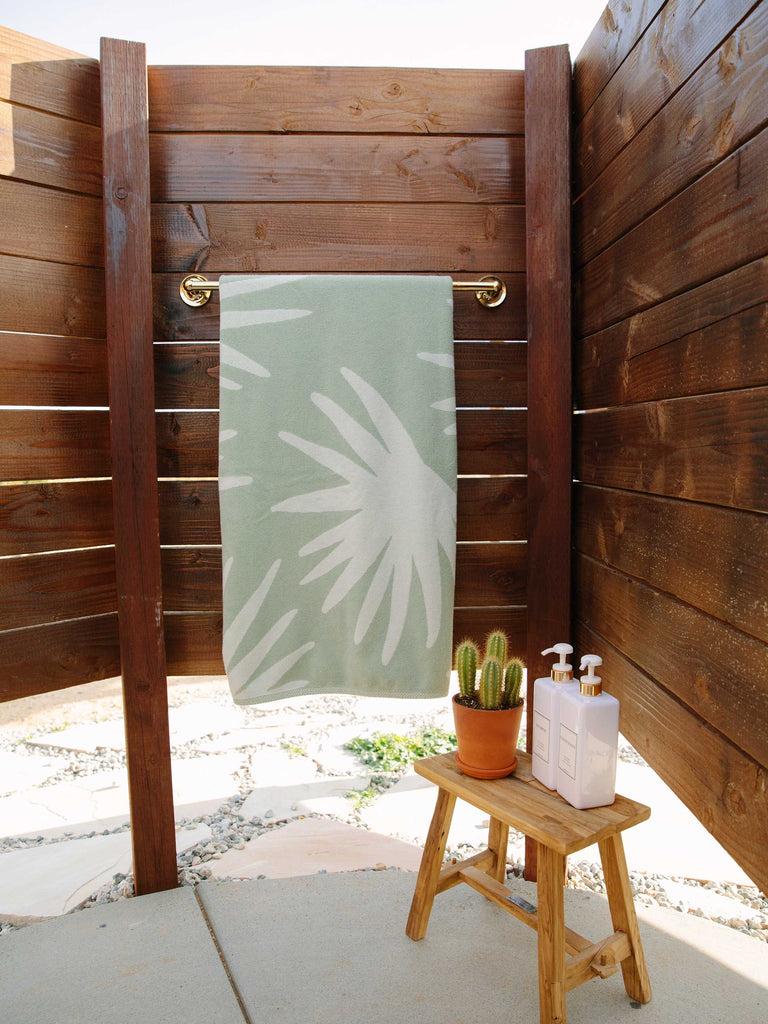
557, 655, 619, 809
531, 643, 577, 790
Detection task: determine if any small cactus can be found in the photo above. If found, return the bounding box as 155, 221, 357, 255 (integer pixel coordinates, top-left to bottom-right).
478, 657, 503, 709
503, 657, 524, 708
485, 629, 508, 668
455, 639, 479, 698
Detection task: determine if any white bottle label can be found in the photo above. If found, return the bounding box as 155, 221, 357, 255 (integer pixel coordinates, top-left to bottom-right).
532, 711, 550, 762
559, 724, 577, 780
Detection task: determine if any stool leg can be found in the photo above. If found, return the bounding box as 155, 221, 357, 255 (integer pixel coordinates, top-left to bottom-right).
537, 844, 567, 1024
488, 817, 510, 882
406, 788, 456, 940
598, 833, 652, 1004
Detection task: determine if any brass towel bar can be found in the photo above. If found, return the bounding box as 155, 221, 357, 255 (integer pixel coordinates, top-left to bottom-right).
179, 274, 507, 309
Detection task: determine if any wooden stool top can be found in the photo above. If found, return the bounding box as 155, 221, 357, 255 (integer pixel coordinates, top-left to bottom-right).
414, 752, 650, 857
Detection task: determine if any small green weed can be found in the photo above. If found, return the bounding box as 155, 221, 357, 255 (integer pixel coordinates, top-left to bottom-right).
344, 727, 457, 774
281, 739, 308, 759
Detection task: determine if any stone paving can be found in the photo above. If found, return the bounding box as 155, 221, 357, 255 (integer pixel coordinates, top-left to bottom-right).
0, 676, 765, 938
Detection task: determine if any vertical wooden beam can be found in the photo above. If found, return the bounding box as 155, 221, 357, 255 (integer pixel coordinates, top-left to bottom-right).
525, 45, 573, 881
100, 37, 177, 895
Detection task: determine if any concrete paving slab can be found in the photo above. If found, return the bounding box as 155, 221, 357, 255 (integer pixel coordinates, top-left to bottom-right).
575, 760, 753, 884
1, 755, 243, 841
170, 754, 243, 819
660, 879, 767, 927
166, 703, 246, 743
30, 719, 128, 753
0, 750, 61, 794
2, 886, 245, 1024
304, 732, 373, 775
196, 721, 334, 754
198, 871, 768, 1024
238, 775, 370, 822
0, 823, 210, 923
197, 726, 294, 752
359, 768, 492, 846
211, 817, 422, 879
0, 771, 130, 840
248, 746, 319, 784
26, 704, 245, 755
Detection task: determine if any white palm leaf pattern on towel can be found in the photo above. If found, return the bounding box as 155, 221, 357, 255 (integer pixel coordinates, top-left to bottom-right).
418, 351, 456, 435
272, 368, 456, 666
222, 557, 315, 696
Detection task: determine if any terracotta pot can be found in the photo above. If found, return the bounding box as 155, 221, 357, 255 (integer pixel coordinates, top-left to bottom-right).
452, 695, 525, 779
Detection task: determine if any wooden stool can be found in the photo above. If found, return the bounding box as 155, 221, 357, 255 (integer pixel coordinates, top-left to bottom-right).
406, 752, 652, 1024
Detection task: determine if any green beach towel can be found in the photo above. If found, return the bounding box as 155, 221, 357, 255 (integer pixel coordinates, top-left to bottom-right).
218, 275, 457, 705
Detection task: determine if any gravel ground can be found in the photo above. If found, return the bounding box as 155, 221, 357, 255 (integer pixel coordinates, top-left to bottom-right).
1, 682, 766, 942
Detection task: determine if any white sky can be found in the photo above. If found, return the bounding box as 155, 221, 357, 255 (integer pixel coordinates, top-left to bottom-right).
0, 0, 607, 68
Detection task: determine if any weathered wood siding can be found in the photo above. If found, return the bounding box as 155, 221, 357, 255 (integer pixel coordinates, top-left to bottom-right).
0, 27, 120, 700
147, 64, 530, 674
572, 0, 768, 892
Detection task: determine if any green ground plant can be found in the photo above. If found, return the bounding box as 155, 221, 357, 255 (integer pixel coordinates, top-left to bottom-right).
344, 727, 457, 808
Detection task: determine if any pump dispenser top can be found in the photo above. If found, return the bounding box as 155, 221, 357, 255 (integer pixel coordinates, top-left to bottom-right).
579, 655, 603, 696
542, 643, 573, 682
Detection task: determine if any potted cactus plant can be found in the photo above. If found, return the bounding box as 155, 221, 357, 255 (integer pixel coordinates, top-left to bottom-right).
452, 630, 525, 779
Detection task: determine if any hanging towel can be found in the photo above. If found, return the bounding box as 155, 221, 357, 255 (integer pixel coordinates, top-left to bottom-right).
218, 274, 457, 705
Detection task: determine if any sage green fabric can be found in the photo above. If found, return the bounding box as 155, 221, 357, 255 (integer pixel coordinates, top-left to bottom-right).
218, 275, 457, 705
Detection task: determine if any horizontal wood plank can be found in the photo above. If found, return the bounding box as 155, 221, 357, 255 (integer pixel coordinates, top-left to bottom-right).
574, 484, 768, 643
0, 480, 114, 555
150, 133, 524, 203
0, 255, 105, 339
574, 387, 768, 513
0, 409, 111, 482
577, 302, 768, 408
574, 0, 756, 196
158, 476, 526, 546
0, 333, 109, 407
155, 409, 526, 477
163, 605, 527, 677
154, 341, 526, 409
0, 100, 102, 195
147, 66, 525, 135
573, 0, 666, 121
151, 203, 525, 273
0, 546, 117, 629
0, 614, 121, 702
0, 25, 100, 123
575, 554, 768, 769
154, 272, 527, 342
575, 256, 768, 408
573, 619, 768, 893
160, 543, 526, 611
451, 607, 526, 656
0, 179, 103, 267
575, 126, 768, 338
575, 2, 768, 265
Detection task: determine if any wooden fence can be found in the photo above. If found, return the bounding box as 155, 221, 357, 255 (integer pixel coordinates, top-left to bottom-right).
572, 0, 768, 894
1, 0, 766, 898
1, 26, 572, 891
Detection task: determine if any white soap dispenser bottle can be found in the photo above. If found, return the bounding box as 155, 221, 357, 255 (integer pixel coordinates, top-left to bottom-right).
531, 642, 577, 790
557, 655, 620, 809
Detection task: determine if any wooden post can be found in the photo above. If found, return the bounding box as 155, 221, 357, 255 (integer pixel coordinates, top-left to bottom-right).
100, 38, 177, 895
524, 45, 573, 881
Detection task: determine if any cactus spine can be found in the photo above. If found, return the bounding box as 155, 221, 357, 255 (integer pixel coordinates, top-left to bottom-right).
503, 657, 524, 708
455, 639, 479, 698
478, 657, 503, 709
485, 629, 508, 668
